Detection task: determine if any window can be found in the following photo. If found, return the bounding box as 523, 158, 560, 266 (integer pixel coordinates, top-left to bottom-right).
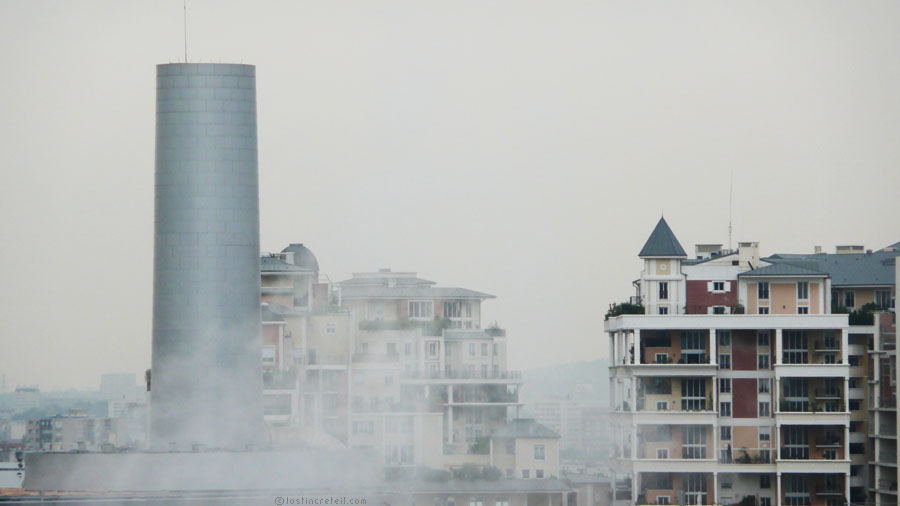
757, 307, 769, 314
758, 353, 769, 370
758, 282, 770, 300
682, 426, 707, 459
824, 449, 837, 460
719, 378, 731, 393
658, 306, 668, 315
797, 282, 809, 300
404, 343, 412, 356
495, 500, 509, 506
760, 475, 771, 489
713, 281, 725, 292
481, 343, 488, 356
681, 378, 707, 411
659, 282, 669, 300
429, 342, 439, 357
387, 342, 398, 355
680, 332, 706, 363
759, 426, 770, 441
469, 497, 483, 506
409, 301, 434, 319
759, 401, 770, 417
758, 378, 770, 393
783, 331, 808, 364
481, 364, 488, 378
505, 441, 514, 454
493, 344, 498, 356
720, 402, 731, 417
720, 426, 731, 440
875, 289, 893, 308
783, 378, 809, 411
783, 427, 809, 459
844, 291, 855, 308
656, 401, 668, 411
849, 355, 861, 366
758, 331, 770, 346
655, 353, 669, 363
261, 346, 275, 364
797, 306, 809, 314
468, 343, 476, 356
535, 469, 544, 479
849, 399, 861, 411
760, 499, 771, 506
444, 301, 462, 318
521, 469, 529, 479
656, 496, 671, 505
713, 306, 726, 314
326, 323, 337, 334
849, 378, 857, 388
850, 443, 864, 454
656, 448, 668, 459
718, 331, 731, 346
719, 354, 731, 369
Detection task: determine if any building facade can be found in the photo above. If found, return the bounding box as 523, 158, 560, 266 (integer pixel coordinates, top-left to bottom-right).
609, 218, 898, 506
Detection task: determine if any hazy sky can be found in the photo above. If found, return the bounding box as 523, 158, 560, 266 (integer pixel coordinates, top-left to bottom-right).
1, 1, 899, 390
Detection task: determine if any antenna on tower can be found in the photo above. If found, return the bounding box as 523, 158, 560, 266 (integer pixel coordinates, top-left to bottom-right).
183, 0, 188, 63
728, 170, 733, 251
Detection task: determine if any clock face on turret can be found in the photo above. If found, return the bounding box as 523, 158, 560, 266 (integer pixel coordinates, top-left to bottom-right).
659, 262, 668, 271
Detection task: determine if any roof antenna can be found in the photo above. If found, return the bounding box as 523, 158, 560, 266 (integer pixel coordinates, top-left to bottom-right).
183, 0, 188, 63
728, 170, 733, 251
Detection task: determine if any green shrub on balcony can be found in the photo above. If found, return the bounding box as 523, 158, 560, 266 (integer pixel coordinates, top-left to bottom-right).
605, 302, 645, 320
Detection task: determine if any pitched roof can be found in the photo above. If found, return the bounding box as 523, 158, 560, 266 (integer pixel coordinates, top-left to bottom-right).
639, 217, 687, 258
491, 418, 560, 439
764, 250, 900, 286
739, 262, 827, 278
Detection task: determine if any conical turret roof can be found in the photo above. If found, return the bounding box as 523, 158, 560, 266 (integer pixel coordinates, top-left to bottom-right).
639, 217, 687, 258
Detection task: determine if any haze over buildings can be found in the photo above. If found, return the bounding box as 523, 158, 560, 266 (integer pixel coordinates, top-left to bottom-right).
2, 2, 900, 389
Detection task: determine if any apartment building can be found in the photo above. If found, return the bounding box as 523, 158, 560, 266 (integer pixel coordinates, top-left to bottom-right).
489, 418, 561, 479
337, 269, 522, 468
24, 415, 129, 452
259, 244, 352, 445
259, 245, 521, 470
607, 219, 900, 506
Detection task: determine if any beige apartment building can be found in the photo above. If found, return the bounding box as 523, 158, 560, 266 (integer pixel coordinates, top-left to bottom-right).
610, 218, 898, 506
260, 245, 523, 471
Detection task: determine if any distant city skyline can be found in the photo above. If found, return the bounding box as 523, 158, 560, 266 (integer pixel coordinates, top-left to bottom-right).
1, 1, 899, 389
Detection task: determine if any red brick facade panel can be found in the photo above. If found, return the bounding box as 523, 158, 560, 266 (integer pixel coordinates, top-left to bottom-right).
732, 330, 757, 371
685, 280, 738, 314
732, 378, 758, 418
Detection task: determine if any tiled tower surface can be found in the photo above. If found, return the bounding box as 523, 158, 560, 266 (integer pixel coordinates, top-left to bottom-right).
150, 63, 263, 451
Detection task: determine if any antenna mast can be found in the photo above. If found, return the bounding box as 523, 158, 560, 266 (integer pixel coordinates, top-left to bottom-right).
183, 0, 188, 63
728, 170, 733, 251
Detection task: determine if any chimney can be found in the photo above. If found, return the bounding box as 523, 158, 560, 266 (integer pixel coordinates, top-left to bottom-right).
814, 245, 822, 254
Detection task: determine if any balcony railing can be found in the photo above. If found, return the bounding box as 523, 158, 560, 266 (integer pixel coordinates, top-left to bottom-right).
403, 370, 522, 381
719, 447, 772, 464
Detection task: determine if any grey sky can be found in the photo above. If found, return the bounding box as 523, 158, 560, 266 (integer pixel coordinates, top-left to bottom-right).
1, 1, 898, 390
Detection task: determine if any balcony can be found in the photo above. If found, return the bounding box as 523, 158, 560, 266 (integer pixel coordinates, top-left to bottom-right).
401, 370, 522, 383
719, 447, 773, 464
351, 352, 400, 363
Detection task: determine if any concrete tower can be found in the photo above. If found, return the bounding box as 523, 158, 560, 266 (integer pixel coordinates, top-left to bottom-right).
150, 63, 263, 450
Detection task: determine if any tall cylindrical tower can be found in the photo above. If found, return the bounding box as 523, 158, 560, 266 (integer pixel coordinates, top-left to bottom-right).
150, 63, 263, 451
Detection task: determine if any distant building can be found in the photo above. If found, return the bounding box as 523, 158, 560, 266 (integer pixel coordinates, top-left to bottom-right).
25, 414, 129, 452
9, 387, 39, 414
489, 418, 560, 479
